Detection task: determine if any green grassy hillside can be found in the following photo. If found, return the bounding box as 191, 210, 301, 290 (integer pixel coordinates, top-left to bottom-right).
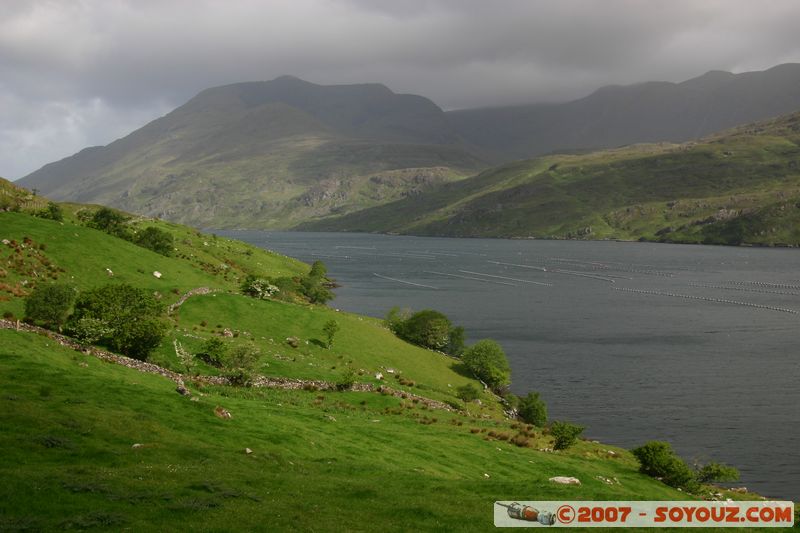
301, 111, 800, 246
0, 204, 778, 530
18, 77, 487, 229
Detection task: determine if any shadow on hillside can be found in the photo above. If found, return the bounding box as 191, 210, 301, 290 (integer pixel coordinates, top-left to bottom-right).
309, 338, 327, 349
449, 361, 474, 379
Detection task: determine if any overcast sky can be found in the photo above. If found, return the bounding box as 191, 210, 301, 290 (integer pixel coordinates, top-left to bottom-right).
2, 0, 800, 180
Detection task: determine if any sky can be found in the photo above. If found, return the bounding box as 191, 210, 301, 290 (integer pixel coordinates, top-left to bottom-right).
2, 0, 800, 180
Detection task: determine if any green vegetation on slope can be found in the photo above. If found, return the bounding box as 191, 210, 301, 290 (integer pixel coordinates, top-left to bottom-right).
302, 111, 800, 246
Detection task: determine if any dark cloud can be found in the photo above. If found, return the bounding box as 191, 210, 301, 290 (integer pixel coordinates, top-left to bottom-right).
2, 0, 800, 178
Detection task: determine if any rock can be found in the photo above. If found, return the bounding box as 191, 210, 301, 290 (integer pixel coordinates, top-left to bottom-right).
190, 397, 200, 402
132, 443, 143, 449
153, 271, 162, 278
375, 372, 384, 380
731, 487, 748, 493
214, 406, 232, 419
106, 268, 114, 277
484, 473, 490, 478
549, 476, 581, 485
244, 448, 253, 455
222, 328, 234, 337
325, 415, 337, 422
176, 385, 191, 396
286, 336, 300, 348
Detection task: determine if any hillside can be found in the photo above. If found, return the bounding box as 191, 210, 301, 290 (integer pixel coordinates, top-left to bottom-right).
1, 200, 767, 530
17, 64, 800, 232
300, 111, 800, 245
18, 77, 486, 229
447, 63, 800, 160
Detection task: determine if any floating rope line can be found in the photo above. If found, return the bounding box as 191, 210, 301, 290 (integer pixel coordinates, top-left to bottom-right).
424, 271, 516, 286
458, 270, 553, 286
487, 260, 547, 271
614, 287, 798, 314
688, 283, 800, 297
372, 273, 438, 289
722, 280, 800, 291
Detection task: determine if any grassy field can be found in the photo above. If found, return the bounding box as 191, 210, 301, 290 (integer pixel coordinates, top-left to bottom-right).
301, 112, 800, 246
0, 201, 787, 530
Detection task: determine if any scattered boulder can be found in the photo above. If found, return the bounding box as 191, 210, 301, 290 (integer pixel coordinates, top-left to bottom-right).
132, 443, 143, 449
153, 271, 162, 279
106, 268, 114, 277
222, 328, 234, 338
731, 487, 748, 493
286, 337, 300, 348
375, 372, 384, 380
244, 448, 253, 455
176, 384, 191, 396
214, 406, 232, 419
549, 476, 581, 485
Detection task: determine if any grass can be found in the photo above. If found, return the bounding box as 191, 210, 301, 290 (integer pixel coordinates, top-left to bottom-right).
302, 112, 800, 246
1, 328, 719, 532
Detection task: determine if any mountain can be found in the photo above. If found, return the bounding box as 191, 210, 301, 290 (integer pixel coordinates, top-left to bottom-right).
19, 76, 487, 229
299, 111, 800, 246
446, 63, 800, 159
18, 64, 800, 230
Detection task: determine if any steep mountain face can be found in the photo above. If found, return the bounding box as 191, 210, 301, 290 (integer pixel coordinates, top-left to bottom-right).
19, 76, 485, 229
447, 63, 800, 159
300, 111, 800, 246
19, 64, 800, 231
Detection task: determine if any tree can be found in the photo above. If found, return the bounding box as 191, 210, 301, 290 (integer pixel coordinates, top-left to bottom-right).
385, 306, 410, 333
301, 260, 333, 304
518, 392, 547, 426
196, 337, 227, 367
631, 441, 697, 490
322, 319, 340, 348
68, 284, 167, 360
550, 421, 585, 450
695, 461, 740, 484
398, 309, 452, 350
88, 207, 131, 239
24, 283, 76, 330
134, 226, 174, 256
447, 326, 466, 356
455, 383, 480, 404
461, 339, 511, 390
223, 343, 260, 386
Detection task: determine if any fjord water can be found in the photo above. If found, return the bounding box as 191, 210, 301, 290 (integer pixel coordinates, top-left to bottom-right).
221, 231, 799, 500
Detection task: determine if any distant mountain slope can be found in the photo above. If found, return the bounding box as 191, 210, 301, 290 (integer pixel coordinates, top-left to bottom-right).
447, 63, 800, 159
300, 111, 800, 246
19, 77, 486, 229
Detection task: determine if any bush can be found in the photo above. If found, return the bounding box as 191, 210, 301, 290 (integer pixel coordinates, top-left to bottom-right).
336, 368, 357, 391
68, 284, 167, 360
455, 383, 481, 403
35, 202, 63, 221
301, 260, 334, 304
24, 283, 76, 330
461, 339, 511, 391
240, 275, 280, 299
447, 326, 466, 356
223, 343, 260, 386
196, 338, 227, 367
134, 227, 174, 256
88, 207, 131, 240
322, 319, 340, 348
631, 441, 697, 490
398, 309, 452, 350
385, 306, 411, 333
518, 392, 547, 426
550, 421, 584, 450
695, 461, 740, 484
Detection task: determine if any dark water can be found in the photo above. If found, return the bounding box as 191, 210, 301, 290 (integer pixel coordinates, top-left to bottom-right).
219, 230, 800, 500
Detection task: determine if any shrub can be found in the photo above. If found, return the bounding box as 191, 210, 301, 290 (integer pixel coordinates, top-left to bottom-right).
35, 202, 64, 221
196, 338, 227, 367
322, 319, 340, 348
70, 317, 114, 344
455, 383, 481, 403
68, 284, 167, 360
88, 207, 131, 240
336, 368, 357, 391
550, 421, 585, 450
695, 461, 740, 484
223, 343, 260, 386
24, 283, 76, 330
631, 441, 697, 490
385, 306, 411, 333
301, 260, 334, 304
240, 275, 280, 299
134, 227, 174, 256
518, 391, 548, 427
447, 326, 466, 356
398, 309, 452, 350
461, 339, 511, 391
